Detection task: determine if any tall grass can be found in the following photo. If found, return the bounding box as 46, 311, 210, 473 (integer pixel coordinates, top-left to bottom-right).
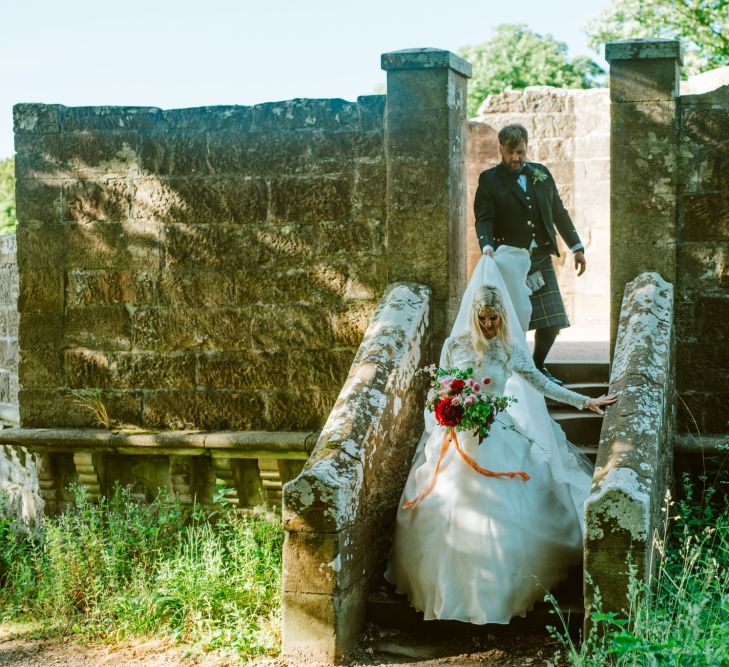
0, 485, 283, 660
549, 474, 729, 666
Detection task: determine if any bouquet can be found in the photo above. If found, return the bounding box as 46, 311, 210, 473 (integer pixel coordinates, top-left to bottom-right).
425, 366, 516, 442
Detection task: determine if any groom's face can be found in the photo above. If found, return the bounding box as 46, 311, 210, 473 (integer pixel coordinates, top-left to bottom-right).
499, 140, 527, 174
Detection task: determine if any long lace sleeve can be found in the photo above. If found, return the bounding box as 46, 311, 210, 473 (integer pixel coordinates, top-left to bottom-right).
509, 345, 591, 410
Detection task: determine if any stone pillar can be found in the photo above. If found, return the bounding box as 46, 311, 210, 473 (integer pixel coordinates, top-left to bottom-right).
606, 39, 682, 351
381, 48, 471, 349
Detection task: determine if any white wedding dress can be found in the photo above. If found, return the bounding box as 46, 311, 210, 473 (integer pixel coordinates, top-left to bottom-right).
385, 250, 594, 624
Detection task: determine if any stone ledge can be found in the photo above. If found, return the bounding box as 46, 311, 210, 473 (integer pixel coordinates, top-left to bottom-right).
381, 48, 472, 78
606, 39, 683, 64
0, 428, 316, 459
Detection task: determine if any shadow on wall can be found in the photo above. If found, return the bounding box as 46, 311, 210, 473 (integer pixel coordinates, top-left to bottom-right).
13, 100, 389, 432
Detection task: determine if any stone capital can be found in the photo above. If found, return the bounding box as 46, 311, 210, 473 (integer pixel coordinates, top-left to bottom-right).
606, 39, 683, 65
381, 48, 472, 78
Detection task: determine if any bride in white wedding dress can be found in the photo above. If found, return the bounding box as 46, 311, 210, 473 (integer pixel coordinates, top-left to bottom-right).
385, 248, 616, 624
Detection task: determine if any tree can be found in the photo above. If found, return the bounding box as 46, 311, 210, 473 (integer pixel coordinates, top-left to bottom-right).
0, 158, 16, 235
585, 0, 729, 77
458, 24, 605, 118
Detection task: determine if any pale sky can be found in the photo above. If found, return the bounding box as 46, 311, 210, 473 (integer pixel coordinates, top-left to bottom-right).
0, 0, 610, 158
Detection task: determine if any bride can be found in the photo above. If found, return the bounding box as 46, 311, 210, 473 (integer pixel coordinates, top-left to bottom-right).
385, 248, 616, 624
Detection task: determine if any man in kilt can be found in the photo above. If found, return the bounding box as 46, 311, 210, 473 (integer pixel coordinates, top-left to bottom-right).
474, 124, 586, 385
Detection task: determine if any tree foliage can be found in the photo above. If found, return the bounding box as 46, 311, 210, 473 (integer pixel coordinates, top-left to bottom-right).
586, 0, 729, 77
459, 24, 605, 118
0, 158, 16, 235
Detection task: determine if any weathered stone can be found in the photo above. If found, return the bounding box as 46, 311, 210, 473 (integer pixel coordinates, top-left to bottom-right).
112, 352, 196, 389
608, 58, 680, 102
611, 194, 677, 243
252, 99, 359, 132
357, 95, 386, 131
132, 307, 252, 351
142, 390, 264, 430
67, 270, 157, 307
682, 193, 729, 241
207, 131, 312, 176
18, 270, 64, 313
678, 143, 729, 193
329, 303, 376, 347
158, 269, 234, 307
14, 179, 63, 224
138, 133, 210, 176
197, 350, 287, 389
677, 390, 729, 433
611, 140, 677, 195
676, 243, 729, 297
352, 160, 386, 222
164, 223, 269, 269
287, 349, 355, 389
0, 268, 19, 306
16, 221, 66, 270
310, 130, 384, 161
62, 178, 131, 223
61, 106, 162, 132
0, 309, 19, 338
18, 350, 64, 388
162, 106, 253, 131
269, 175, 352, 223
250, 305, 334, 350
64, 348, 111, 388
695, 296, 729, 340
19, 389, 142, 428
18, 313, 64, 350
605, 39, 683, 63
131, 177, 268, 224
264, 390, 338, 431
65, 306, 132, 351
676, 342, 729, 392
13, 103, 61, 134
66, 221, 161, 270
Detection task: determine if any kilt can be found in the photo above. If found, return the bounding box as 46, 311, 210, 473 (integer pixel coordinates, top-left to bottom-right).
527, 253, 570, 331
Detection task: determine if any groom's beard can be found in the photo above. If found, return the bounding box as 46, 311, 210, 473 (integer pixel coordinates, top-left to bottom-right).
502, 159, 524, 174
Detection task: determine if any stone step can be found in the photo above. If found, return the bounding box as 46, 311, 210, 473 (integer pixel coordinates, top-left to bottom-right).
546, 383, 609, 410
544, 361, 609, 385
550, 411, 604, 446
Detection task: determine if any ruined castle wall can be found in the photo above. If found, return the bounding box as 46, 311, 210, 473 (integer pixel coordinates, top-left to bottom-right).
13, 99, 387, 431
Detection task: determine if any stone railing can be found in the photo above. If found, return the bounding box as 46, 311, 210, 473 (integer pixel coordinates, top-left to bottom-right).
0, 428, 314, 514
281, 282, 431, 664
584, 272, 674, 623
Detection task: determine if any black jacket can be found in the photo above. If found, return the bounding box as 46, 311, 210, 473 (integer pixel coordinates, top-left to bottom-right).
474, 162, 581, 256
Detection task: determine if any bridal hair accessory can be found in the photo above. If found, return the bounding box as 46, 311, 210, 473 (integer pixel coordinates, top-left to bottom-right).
471, 284, 504, 313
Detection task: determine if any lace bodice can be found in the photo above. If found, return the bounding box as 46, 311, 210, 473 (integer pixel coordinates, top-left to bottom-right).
441, 334, 590, 410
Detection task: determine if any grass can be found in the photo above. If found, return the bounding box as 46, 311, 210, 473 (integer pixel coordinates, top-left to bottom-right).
0, 485, 283, 662
547, 473, 729, 666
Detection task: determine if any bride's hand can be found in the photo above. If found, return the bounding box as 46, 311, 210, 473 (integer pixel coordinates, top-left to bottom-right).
587, 394, 617, 415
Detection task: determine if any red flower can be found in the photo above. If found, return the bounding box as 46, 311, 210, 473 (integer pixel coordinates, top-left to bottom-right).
435, 397, 464, 427
450, 379, 465, 394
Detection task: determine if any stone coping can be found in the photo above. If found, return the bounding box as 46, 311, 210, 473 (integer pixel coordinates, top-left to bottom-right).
0, 428, 317, 459
606, 39, 683, 64
381, 48, 472, 78
674, 434, 728, 453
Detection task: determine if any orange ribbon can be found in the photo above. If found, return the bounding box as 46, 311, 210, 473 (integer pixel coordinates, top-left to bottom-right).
402, 428, 530, 509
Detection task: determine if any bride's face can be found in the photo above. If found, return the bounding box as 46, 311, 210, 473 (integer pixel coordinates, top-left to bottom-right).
478, 308, 501, 339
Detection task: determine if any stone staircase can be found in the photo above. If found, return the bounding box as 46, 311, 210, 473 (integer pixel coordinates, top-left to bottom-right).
366, 357, 610, 637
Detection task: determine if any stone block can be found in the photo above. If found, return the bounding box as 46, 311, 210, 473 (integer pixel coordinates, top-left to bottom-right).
0, 268, 19, 305
16, 221, 66, 270
611, 140, 677, 195
112, 352, 196, 389
357, 95, 386, 131
162, 106, 253, 131
263, 390, 338, 431
60, 106, 162, 131
682, 193, 729, 242
611, 194, 677, 244
609, 59, 680, 102
250, 305, 334, 350
13, 103, 61, 134
696, 296, 729, 341
64, 348, 112, 388
676, 342, 729, 392
14, 178, 63, 224
310, 130, 384, 162
197, 350, 288, 389
130, 177, 268, 224
681, 106, 729, 143
132, 307, 252, 351
676, 243, 729, 297
252, 99, 359, 132
269, 175, 352, 223
328, 303, 376, 347
677, 390, 729, 434
353, 160, 387, 222
18, 350, 64, 388
385, 108, 450, 159
158, 269, 234, 307
207, 132, 312, 176
142, 389, 265, 430
66, 221, 161, 270
287, 349, 355, 389
67, 270, 157, 307
164, 223, 269, 269
18, 312, 64, 350
611, 101, 677, 143
62, 178, 132, 223
678, 143, 729, 193
138, 133, 209, 176
65, 306, 132, 351
385, 68, 450, 112
18, 270, 64, 313
13, 134, 67, 179
0, 309, 19, 338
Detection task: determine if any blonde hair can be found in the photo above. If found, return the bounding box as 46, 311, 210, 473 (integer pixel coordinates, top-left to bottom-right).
469, 285, 511, 360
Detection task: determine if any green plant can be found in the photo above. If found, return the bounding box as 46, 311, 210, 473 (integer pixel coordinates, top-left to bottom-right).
68, 389, 111, 429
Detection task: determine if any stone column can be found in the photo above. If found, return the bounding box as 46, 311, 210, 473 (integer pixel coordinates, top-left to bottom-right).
606, 39, 682, 350
381, 48, 471, 349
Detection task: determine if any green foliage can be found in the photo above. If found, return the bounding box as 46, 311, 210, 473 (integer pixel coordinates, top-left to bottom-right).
548, 474, 729, 665
0, 157, 16, 235
0, 486, 283, 661
459, 24, 605, 118
586, 0, 729, 77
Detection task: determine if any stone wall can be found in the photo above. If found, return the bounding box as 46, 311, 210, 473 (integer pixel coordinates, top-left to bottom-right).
0, 234, 18, 413
13, 98, 388, 432
467, 87, 610, 331
282, 282, 431, 663
676, 85, 729, 433
0, 443, 41, 526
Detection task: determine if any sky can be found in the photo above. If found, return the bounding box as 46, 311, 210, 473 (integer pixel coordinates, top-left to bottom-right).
0, 0, 610, 159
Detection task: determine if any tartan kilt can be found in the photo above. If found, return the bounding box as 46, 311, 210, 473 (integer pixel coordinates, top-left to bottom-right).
528, 253, 570, 331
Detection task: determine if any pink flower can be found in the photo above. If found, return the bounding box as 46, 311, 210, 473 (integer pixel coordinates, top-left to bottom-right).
463, 394, 477, 407
482, 377, 491, 385
473, 383, 481, 392
451, 395, 462, 406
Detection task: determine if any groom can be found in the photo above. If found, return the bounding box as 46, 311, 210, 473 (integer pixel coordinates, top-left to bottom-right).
473, 123, 586, 385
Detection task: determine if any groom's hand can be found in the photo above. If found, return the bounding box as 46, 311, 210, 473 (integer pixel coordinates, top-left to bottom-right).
574, 250, 586, 276
482, 245, 494, 257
